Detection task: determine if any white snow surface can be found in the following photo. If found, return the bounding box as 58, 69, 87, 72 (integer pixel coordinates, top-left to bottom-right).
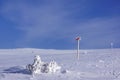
0, 48, 120, 80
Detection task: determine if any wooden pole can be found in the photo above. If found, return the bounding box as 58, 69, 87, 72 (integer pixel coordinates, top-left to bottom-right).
77, 39, 80, 60
76, 36, 80, 60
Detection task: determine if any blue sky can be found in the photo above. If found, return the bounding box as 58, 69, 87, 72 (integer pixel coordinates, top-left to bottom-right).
0, 0, 120, 49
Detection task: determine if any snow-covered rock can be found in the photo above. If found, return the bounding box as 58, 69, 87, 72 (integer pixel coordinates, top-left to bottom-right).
26, 55, 61, 74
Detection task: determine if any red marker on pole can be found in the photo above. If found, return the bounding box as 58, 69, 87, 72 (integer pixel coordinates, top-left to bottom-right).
76, 36, 81, 60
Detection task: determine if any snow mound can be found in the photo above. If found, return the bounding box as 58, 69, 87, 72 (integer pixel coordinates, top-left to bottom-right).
26, 55, 61, 74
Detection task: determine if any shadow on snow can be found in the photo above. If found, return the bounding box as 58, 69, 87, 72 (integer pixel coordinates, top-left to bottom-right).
3, 66, 31, 75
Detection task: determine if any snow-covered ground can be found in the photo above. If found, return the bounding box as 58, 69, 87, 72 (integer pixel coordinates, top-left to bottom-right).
0, 48, 120, 80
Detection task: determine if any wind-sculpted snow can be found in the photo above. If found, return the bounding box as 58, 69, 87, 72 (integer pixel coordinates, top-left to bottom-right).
0, 48, 120, 80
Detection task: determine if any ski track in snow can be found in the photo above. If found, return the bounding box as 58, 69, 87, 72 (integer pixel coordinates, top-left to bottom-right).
0, 48, 120, 80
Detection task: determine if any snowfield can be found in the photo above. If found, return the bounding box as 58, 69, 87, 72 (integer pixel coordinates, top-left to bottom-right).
0, 48, 120, 80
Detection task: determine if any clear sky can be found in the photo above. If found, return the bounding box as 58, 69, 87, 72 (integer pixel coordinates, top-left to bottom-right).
0, 0, 120, 49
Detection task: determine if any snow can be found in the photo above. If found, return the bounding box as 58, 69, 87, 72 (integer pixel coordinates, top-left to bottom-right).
0, 48, 120, 80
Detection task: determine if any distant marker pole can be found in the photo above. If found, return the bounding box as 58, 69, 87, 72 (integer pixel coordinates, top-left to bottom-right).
111, 42, 113, 49
110, 42, 114, 52
76, 36, 81, 60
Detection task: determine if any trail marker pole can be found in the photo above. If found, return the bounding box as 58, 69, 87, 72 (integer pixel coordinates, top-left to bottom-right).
110, 42, 114, 52
111, 42, 113, 49
76, 36, 81, 60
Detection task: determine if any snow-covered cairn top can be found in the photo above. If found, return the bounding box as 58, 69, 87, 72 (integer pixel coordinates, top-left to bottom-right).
26, 55, 61, 74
